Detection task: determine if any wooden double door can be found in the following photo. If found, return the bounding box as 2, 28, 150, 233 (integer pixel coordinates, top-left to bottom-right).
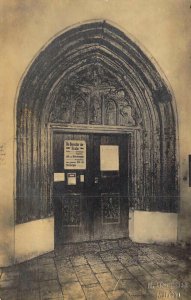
53, 132, 131, 244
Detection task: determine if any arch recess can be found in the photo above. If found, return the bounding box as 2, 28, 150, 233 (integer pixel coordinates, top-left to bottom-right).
16, 21, 178, 223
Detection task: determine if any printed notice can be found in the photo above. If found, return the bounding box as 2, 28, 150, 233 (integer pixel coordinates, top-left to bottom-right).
54, 173, 65, 182
100, 145, 119, 171
80, 174, 85, 182
64, 140, 86, 170
67, 173, 76, 185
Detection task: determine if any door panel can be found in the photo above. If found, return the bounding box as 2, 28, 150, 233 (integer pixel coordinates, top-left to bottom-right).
53, 133, 91, 243
92, 134, 129, 240
53, 132, 130, 245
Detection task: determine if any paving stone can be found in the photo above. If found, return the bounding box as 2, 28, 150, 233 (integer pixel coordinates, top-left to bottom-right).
62, 281, 85, 299
78, 273, 98, 286
55, 258, 73, 270
136, 273, 153, 289
141, 247, 156, 255
40, 279, 63, 299
141, 245, 162, 258
111, 248, 122, 257
143, 252, 165, 263
38, 257, 55, 266
127, 265, 150, 277
83, 283, 107, 300
39, 272, 58, 282
85, 253, 103, 265
164, 262, 189, 277
5, 264, 20, 273
79, 274, 98, 286
90, 263, 109, 274
128, 254, 140, 264
39, 265, 58, 281
19, 267, 38, 280
70, 255, 87, 266
131, 294, 155, 300
178, 288, 191, 300
127, 246, 142, 255
38, 263, 57, 273
55, 244, 79, 257
54, 255, 70, 263
78, 242, 100, 254
57, 267, 78, 284
17, 288, 40, 300
0, 279, 19, 289
0, 288, 18, 300
75, 265, 98, 286
148, 287, 180, 299
99, 240, 119, 251
177, 270, 191, 284
96, 272, 117, 292
19, 268, 39, 282
113, 249, 125, 256
107, 289, 131, 300
75, 264, 93, 276
136, 254, 151, 264
118, 239, 134, 249
18, 279, 39, 290
2, 239, 191, 300
118, 279, 146, 296
151, 273, 180, 283
161, 253, 177, 262
41, 251, 55, 258
1, 270, 20, 281
117, 253, 138, 266
100, 251, 118, 262
106, 261, 125, 271
112, 269, 134, 280
109, 240, 121, 249
20, 259, 39, 270
141, 262, 167, 276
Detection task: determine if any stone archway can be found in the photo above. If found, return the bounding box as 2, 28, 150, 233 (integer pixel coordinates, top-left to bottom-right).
16, 21, 178, 224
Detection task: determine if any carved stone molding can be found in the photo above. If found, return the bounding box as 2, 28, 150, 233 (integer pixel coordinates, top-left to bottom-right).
49, 66, 137, 127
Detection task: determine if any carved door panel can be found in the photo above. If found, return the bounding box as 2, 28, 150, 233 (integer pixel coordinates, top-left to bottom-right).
53, 132, 130, 245
92, 134, 129, 240
53, 132, 92, 244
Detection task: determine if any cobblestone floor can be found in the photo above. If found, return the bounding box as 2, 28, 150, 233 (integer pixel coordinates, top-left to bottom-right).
0, 239, 191, 300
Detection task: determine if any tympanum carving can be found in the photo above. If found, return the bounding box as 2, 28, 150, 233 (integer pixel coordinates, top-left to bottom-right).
49, 66, 137, 127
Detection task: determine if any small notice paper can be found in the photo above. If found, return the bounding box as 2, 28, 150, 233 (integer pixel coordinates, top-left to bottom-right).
64, 140, 86, 170
80, 174, 85, 182
67, 173, 76, 185
100, 145, 119, 171
54, 173, 65, 182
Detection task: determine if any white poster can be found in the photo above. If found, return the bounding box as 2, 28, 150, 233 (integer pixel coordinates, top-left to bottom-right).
54, 173, 65, 182
100, 145, 119, 171
67, 173, 77, 185
64, 140, 86, 170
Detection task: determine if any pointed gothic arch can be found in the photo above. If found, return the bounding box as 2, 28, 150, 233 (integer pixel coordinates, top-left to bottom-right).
16, 21, 179, 223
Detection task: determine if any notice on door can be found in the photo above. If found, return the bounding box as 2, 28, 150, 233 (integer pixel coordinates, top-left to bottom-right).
64, 140, 86, 170
54, 173, 65, 182
100, 145, 119, 171
67, 173, 77, 185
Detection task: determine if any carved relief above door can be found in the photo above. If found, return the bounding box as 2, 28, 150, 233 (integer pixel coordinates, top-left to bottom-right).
49, 66, 137, 127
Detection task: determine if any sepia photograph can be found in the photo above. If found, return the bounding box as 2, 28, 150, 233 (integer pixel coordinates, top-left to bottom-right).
0, 0, 191, 299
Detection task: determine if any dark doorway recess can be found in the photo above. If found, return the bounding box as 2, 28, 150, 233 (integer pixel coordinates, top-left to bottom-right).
53, 132, 131, 244
16, 21, 179, 226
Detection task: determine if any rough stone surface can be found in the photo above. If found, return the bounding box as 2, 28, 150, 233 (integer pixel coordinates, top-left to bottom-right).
0, 239, 191, 299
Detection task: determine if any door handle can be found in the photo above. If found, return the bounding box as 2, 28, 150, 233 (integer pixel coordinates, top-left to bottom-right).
94, 177, 99, 184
